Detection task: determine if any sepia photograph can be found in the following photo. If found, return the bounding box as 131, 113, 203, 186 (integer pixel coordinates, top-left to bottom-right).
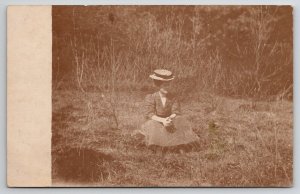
51, 5, 293, 187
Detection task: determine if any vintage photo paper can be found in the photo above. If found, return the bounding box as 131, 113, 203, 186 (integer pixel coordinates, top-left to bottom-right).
7, 6, 52, 187
8, 5, 293, 187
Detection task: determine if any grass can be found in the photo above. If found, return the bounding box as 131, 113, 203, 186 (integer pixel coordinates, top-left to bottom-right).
51, 6, 293, 187
53, 6, 292, 100
52, 89, 292, 187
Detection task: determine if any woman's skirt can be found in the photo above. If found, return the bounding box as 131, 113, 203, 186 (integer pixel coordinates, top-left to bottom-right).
137, 116, 199, 147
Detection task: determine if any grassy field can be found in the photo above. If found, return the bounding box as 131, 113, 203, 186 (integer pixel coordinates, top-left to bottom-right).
52, 89, 292, 187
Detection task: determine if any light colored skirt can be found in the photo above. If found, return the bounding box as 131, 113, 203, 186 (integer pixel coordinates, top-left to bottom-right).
137, 116, 199, 147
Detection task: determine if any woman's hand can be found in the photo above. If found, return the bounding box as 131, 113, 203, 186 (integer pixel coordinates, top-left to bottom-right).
162, 117, 173, 127
151, 115, 173, 126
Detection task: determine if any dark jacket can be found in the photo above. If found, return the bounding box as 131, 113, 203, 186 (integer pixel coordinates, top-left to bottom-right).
143, 91, 181, 119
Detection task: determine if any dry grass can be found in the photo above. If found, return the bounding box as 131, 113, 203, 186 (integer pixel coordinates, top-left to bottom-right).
52, 89, 292, 187
53, 6, 292, 99
52, 6, 293, 187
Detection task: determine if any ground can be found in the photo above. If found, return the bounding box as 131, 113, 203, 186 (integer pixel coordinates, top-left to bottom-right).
52, 89, 293, 187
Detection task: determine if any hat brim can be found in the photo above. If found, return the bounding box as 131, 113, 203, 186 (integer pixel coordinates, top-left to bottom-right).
149, 74, 174, 81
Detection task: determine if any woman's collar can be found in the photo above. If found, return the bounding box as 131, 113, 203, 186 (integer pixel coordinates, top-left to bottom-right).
158, 91, 167, 98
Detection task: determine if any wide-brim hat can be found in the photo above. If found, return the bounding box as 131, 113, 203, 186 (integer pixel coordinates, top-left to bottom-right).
149, 69, 175, 81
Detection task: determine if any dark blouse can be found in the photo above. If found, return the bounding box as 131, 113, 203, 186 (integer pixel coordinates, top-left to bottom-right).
143, 92, 181, 119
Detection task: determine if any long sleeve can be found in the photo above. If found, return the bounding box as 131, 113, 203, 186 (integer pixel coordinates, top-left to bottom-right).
172, 98, 181, 115
143, 94, 156, 119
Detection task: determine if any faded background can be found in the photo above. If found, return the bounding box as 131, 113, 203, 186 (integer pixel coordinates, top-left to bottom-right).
51, 5, 293, 186
53, 5, 292, 98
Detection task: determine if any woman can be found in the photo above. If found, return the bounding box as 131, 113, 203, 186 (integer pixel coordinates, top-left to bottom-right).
135, 69, 199, 153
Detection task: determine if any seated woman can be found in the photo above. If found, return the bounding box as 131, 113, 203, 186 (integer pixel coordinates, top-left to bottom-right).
136, 69, 199, 153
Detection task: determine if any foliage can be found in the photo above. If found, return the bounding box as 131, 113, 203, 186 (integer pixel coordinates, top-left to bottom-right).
53, 5, 293, 99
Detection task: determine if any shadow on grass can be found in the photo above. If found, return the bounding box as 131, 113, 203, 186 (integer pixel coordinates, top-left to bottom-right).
53, 147, 114, 183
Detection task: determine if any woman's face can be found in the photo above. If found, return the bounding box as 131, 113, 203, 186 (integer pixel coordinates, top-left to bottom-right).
159, 81, 171, 94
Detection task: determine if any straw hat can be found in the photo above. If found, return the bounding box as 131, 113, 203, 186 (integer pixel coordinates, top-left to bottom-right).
149, 69, 175, 81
